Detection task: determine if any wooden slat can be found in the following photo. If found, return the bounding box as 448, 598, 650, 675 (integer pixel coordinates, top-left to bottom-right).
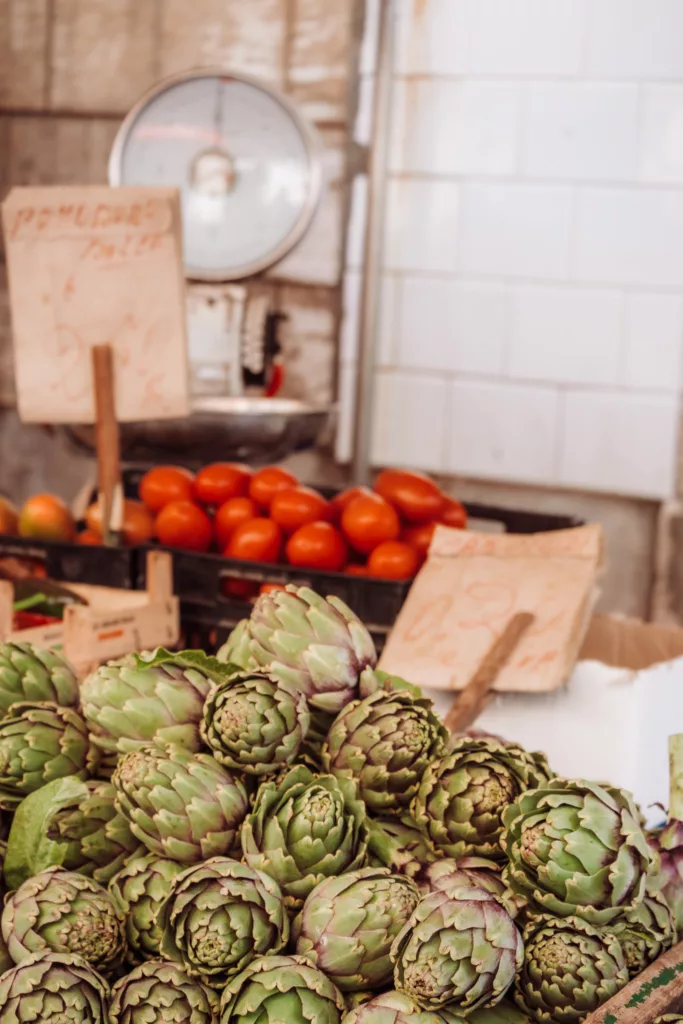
584, 940, 683, 1024
159, 0, 287, 88
50, 0, 158, 113
0, 0, 50, 109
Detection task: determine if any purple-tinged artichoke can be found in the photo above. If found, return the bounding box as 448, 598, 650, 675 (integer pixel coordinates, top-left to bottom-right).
501, 778, 653, 925
513, 915, 629, 1023
605, 889, 676, 978
219, 954, 346, 1024
218, 585, 377, 714
419, 857, 512, 906
1, 866, 126, 974
321, 689, 447, 817
201, 669, 310, 775
391, 885, 523, 1012
110, 959, 219, 1023
109, 853, 185, 963
412, 736, 550, 862
241, 764, 369, 910
158, 857, 289, 987
342, 990, 466, 1023
112, 744, 249, 864
293, 867, 420, 991
368, 817, 437, 880
0, 951, 110, 1022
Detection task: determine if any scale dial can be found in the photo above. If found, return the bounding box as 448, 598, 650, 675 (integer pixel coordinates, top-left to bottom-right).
109, 70, 323, 281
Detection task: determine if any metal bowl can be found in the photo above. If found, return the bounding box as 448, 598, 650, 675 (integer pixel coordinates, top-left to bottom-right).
64, 397, 334, 465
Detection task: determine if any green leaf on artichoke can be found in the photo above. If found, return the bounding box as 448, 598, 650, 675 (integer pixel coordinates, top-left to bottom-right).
4, 776, 86, 889
134, 647, 239, 684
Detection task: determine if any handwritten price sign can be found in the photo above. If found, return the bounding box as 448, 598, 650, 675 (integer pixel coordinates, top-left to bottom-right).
379, 523, 604, 694
1, 186, 189, 423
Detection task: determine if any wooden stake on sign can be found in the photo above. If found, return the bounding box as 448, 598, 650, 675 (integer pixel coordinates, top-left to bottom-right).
444, 612, 535, 736
92, 345, 123, 546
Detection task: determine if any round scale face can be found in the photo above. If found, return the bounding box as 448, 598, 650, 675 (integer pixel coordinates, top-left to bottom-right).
109, 72, 322, 280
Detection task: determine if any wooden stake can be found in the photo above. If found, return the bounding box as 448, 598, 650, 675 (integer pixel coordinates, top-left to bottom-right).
443, 612, 535, 736
583, 939, 683, 1024
92, 344, 123, 546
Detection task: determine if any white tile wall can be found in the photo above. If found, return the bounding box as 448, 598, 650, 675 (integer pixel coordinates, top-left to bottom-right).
390, 79, 520, 177
509, 286, 622, 386
522, 84, 639, 181
396, 276, 510, 375
338, 0, 683, 500
560, 390, 679, 498
641, 86, 683, 183
447, 380, 560, 485
586, 0, 683, 80
384, 178, 460, 273
371, 370, 449, 471
574, 188, 683, 289
458, 183, 573, 280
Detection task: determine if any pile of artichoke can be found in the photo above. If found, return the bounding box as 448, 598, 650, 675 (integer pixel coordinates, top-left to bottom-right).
0, 589, 675, 1024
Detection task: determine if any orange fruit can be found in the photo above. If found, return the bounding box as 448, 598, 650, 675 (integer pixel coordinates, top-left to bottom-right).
286, 522, 348, 572
341, 493, 400, 555
193, 463, 252, 507
139, 466, 194, 512
0, 496, 18, 536
155, 500, 213, 552
248, 467, 298, 511
215, 497, 260, 550
367, 540, 420, 580
86, 499, 154, 546
374, 468, 444, 524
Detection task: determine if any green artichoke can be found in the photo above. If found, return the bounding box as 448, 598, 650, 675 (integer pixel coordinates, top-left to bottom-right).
513, 915, 629, 1023
0, 701, 100, 809
1, 866, 127, 973
605, 889, 676, 978
81, 655, 214, 757
501, 778, 653, 924
412, 737, 551, 862
321, 689, 447, 817
109, 853, 185, 962
342, 990, 465, 1024
649, 818, 683, 930
368, 817, 437, 879
201, 669, 310, 775
419, 857, 512, 907
293, 867, 420, 992
110, 959, 219, 1023
0, 951, 110, 1022
112, 744, 249, 864
3, 775, 142, 889
158, 857, 289, 987
654, 1018, 683, 1023
392, 885, 523, 1012
241, 764, 369, 910
0, 641, 79, 716
219, 954, 346, 1024
218, 585, 377, 714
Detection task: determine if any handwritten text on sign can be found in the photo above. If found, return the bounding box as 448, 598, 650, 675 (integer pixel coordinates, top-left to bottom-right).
1, 186, 190, 424
379, 523, 603, 694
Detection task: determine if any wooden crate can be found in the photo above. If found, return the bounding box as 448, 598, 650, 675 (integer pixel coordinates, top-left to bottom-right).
0, 550, 179, 674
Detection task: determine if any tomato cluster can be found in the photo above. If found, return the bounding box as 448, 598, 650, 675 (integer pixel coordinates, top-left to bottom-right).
124, 463, 467, 582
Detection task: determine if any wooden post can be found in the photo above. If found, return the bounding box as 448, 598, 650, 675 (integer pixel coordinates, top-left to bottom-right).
584, 940, 683, 1023
444, 612, 535, 735
92, 345, 123, 546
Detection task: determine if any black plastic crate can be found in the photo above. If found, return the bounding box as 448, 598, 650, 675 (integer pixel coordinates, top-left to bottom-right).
0, 533, 136, 589
136, 500, 584, 653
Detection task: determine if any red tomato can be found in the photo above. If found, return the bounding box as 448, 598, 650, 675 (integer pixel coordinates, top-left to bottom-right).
86, 499, 154, 547
249, 467, 298, 510
341, 493, 400, 555
286, 522, 347, 572
260, 582, 287, 595
367, 541, 420, 580
221, 578, 259, 600
139, 466, 194, 512
270, 486, 330, 534
193, 463, 252, 507
155, 500, 212, 552
345, 563, 369, 576
215, 497, 260, 550
402, 521, 437, 558
76, 528, 102, 546
225, 518, 282, 563
374, 468, 444, 524
329, 486, 373, 523
441, 496, 468, 529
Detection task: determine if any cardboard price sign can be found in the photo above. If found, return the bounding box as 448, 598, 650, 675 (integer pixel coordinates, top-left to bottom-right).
379, 523, 604, 694
1, 186, 189, 424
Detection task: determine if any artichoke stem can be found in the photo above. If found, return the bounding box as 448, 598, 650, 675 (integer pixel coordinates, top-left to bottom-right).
669, 734, 683, 821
